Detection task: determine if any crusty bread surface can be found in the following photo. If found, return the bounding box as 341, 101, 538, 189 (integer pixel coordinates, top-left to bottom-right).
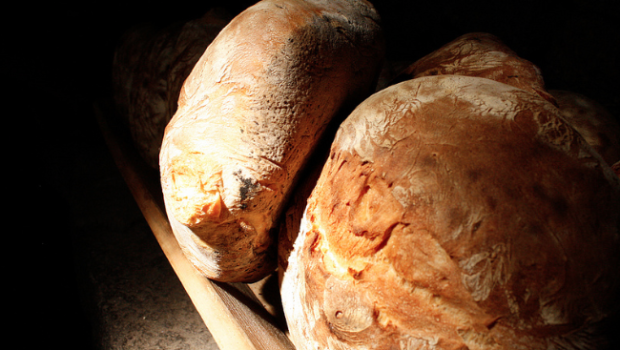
279, 32, 558, 279
159, 0, 385, 282
281, 75, 620, 350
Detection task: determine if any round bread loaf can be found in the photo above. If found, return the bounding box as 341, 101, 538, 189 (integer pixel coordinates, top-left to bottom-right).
281, 75, 620, 349
279, 32, 560, 279
113, 9, 231, 168
159, 0, 385, 282
550, 89, 620, 166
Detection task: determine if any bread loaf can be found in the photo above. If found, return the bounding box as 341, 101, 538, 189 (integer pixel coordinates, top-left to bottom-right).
159, 0, 385, 282
279, 32, 557, 279
392, 32, 556, 105
112, 9, 231, 168
281, 75, 620, 349
550, 89, 620, 166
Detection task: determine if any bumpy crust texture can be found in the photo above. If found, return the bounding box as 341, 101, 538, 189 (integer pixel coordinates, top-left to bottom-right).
112, 9, 231, 168
159, 0, 385, 282
281, 75, 620, 350
392, 32, 556, 105
278, 32, 553, 281
550, 90, 620, 166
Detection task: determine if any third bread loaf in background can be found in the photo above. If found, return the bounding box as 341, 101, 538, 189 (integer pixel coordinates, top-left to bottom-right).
159, 0, 385, 282
113, 9, 231, 168
281, 75, 620, 350
392, 32, 556, 104
550, 89, 620, 166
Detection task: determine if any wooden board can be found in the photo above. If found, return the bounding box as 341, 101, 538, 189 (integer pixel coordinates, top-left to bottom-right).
94, 100, 295, 350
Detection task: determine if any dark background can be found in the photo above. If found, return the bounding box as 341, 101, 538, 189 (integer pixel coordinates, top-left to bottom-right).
12, 0, 618, 349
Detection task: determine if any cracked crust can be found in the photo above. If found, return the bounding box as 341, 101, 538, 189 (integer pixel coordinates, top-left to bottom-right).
281, 75, 620, 349
159, 0, 385, 282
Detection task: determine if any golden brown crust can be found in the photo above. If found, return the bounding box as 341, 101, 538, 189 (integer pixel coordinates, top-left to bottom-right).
392, 32, 556, 105
281, 75, 620, 349
112, 9, 231, 168
159, 0, 385, 282
550, 89, 620, 166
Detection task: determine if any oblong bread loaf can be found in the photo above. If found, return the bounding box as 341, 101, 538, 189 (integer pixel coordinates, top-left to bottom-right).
159, 0, 385, 282
281, 75, 620, 349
